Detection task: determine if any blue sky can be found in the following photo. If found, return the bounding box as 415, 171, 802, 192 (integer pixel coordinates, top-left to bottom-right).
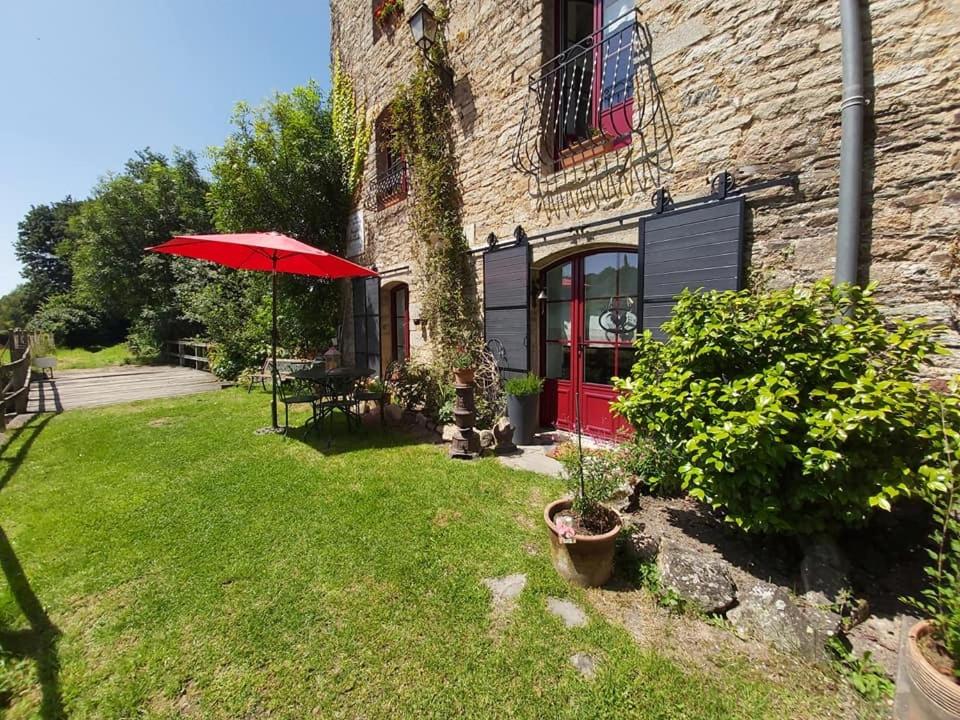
0, 0, 332, 296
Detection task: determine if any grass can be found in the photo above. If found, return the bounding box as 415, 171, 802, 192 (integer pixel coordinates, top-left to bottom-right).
54, 343, 143, 370
0, 390, 857, 718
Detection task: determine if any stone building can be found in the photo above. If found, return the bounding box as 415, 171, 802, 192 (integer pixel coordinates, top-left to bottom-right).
331, 0, 959, 438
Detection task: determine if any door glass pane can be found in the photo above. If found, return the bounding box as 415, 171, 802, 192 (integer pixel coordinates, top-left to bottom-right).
584, 346, 616, 385
394, 288, 407, 314
545, 263, 573, 301
546, 344, 570, 380
585, 298, 637, 342
616, 347, 636, 379
584, 253, 619, 298
546, 301, 571, 341
618, 252, 638, 297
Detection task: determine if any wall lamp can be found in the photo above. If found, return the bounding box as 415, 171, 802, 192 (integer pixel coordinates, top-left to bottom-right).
408, 2, 454, 89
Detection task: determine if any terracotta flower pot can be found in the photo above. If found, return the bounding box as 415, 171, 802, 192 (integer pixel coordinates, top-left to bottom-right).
544, 498, 621, 588
903, 620, 960, 719
453, 367, 475, 385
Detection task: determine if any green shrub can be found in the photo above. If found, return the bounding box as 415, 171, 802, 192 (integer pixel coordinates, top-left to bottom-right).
907, 387, 960, 677
504, 373, 544, 397
613, 281, 951, 534
555, 443, 623, 531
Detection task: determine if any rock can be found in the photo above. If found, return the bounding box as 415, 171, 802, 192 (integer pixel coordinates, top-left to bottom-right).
625, 531, 660, 563
479, 429, 496, 450
384, 404, 404, 425
656, 540, 737, 614
546, 597, 588, 628
483, 573, 527, 615
442, 424, 457, 442
727, 581, 842, 661
493, 417, 516, 453
415, 412, 428, 427
800, 538, 850, 608
569, 652, 597, 679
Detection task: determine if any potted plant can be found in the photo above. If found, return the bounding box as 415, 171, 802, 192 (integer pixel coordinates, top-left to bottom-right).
451, 345, 479, 386
545, 445, 623, 587
901, 402, 960, 719
374, 0, 404, 28
504, 372, 543, 445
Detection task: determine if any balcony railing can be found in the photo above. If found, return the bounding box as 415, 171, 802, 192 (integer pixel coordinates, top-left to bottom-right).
366, 161, 409, 210
512, 11, 658, 176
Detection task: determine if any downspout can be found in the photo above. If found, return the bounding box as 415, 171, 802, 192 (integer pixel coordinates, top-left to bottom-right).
835, 0, 866, 285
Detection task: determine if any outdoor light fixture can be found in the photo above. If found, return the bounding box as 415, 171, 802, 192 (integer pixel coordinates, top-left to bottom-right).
408, 2, 439, 55
537, 288, 549, 302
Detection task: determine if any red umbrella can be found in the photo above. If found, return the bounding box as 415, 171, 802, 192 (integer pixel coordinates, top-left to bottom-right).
148, 232, 378, 430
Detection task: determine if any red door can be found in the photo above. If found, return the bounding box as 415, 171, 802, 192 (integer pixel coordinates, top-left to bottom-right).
540, 250, 638, 439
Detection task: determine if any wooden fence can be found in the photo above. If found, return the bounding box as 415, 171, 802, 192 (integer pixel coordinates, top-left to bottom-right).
165, 340, 212, 371
1, 332, 34, 432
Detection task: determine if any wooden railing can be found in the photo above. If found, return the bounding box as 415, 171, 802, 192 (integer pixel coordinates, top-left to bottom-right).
1, 334, 33, 432
165, 340, 211, 371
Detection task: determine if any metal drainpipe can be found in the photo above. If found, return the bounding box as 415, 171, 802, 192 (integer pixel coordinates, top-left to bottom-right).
835, 0, 866, 286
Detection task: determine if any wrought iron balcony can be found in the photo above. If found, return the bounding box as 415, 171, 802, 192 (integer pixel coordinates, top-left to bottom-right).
512, 11, 658, 176
366, 161, 409, 210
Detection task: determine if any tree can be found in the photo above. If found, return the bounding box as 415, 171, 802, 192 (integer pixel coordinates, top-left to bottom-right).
15, 197, 82, 313
201, 82, 351, 372
68, 148, 213, 352
0, 285, 30, 330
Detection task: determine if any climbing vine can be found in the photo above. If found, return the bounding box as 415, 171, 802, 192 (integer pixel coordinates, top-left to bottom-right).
390, 9, 482, 369
331, 57, 372, 198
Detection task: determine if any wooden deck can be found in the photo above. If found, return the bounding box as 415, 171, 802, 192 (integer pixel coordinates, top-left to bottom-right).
27, 365, 223, 413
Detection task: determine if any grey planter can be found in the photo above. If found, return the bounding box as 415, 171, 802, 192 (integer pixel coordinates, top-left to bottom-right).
507, 393, 540, 445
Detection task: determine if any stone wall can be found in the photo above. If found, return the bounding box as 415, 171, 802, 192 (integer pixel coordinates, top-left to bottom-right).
332, 0, 960, 376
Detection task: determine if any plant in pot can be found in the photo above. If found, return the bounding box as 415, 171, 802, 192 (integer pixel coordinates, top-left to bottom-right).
545, 446, 623, 587
374, 0, 404, 28
901, 396, 960, 719
451, 345, 479, 386
504, 372, 543, 445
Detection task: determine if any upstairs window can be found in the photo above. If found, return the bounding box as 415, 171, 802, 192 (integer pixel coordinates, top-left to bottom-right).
513, 0, 653, 176
368, 112, 409, 210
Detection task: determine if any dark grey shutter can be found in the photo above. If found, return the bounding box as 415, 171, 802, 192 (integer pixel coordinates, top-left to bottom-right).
483, 243, 530, 377
640, 197, 746, 339
352, 276, 381, 373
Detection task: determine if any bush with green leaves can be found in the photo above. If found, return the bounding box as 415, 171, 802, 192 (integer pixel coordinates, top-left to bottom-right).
906, 386, 960, 677
504, 373, 544, 398
613, 280, 951, 534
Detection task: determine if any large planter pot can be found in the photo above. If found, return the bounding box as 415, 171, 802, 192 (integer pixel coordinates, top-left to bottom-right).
507, 392, 539, 445
902, 620, 960, 719
453, 367, 475, 386
544, 498, 621, 588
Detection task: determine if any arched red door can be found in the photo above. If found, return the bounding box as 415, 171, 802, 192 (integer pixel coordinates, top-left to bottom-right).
540, 249, 638, 439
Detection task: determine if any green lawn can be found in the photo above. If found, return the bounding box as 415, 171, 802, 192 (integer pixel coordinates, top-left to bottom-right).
0, 391, 856, 718
54, 343, 143, 370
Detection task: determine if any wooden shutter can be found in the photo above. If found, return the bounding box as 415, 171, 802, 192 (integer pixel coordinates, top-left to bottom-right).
483, 243, 530, 377
640, 197, 746, 339
352, 276, 381, 373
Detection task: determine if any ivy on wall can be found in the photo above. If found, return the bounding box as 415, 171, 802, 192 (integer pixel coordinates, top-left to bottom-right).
331, 57, 372, 199
390, 8, 482, 369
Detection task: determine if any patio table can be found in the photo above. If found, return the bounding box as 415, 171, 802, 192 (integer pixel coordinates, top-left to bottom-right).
291, 367, 375, 440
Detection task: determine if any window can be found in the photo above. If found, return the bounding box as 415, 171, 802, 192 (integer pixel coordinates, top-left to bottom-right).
368, 112, 408, 210
390, 285, 410, 362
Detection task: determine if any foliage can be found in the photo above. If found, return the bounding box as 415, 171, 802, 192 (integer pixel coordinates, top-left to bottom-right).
555, 442, 623, 528
906, 385, 960, 677
504, 373, 544, 398
391, 18, 482, 370
29, 292, 121, 348
451, 341, 481, 370
826, 637, 895, 701
14, 197, 83, 314
374, 0, 404, 25
631, 436, 683, 496
613, 281, 950, 534
205, 81, 349, 372
385, 359, 450, 420
67, 148, 212, 351
55, 343, 142, 371
0, 285, 31, 331
331, 58, 372, 198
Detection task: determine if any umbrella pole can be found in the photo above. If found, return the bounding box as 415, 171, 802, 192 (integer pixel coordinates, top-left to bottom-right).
271, 263, 279, 429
